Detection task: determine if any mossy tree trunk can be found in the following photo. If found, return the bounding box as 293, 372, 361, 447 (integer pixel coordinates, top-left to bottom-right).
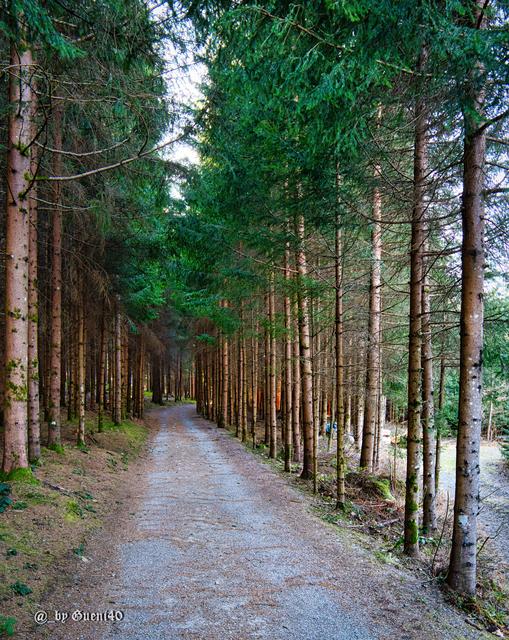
2, 40, 33, 474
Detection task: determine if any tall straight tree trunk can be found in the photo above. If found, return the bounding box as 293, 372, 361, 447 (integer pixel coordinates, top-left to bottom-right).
27, 105, 40, 463
296, 214, 314, 479
335, 217, 346, 509
448, 5, 486, 594
77, 296, 86, 446
48, 101, 64, 448
113, 301, 122, 425
292, 303, 302, 462
2, 40, 33, 473
404, 48, 428, 557
269, 277, 277, 458
264, 304, 270, 446
360, 160, 382, 470
97, 304, 106, 432
435, 352, 446, 494
219, 302, 229, 428
284, 254, 293, 470
239, 305, 248, 442
421, 266, 437, 532
343, 340, 352, 437
312, 305, 321, 493
251, 320, 258, 447
122, 328, 129, 418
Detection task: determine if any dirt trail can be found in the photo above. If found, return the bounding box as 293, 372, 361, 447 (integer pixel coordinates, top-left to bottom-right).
32, 405, 489, 640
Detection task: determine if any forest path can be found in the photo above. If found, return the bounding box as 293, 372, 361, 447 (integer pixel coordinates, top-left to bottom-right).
439, 440, 509, 568
37, 405, 487, 640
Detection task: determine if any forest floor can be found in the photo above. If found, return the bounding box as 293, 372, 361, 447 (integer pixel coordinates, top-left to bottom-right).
0, 411, 152, 639
20, 403, 498, 640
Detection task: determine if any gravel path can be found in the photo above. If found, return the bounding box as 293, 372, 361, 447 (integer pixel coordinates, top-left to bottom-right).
34, 405, 489, 640
439, 439, 509, 569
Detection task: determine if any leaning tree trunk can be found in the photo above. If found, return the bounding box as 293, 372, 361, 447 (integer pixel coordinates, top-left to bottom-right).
2, 41, 33, 473
448, 5, 486, 595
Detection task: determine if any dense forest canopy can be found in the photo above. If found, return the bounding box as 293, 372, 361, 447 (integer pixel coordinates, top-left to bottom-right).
1, 0, 508, 612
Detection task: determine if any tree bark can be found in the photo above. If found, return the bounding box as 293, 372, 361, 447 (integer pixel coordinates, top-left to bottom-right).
296, 214, 314, 479
251, 320, 258, 447
113, 301, 122, 424
48, 101, 64, 448
360, 158, 382, 471
448, 5, 486, 594
219, 302, 229, 428
269, 277, 277, 458
435, 352, 446, 494
421, 265, 437, 532
284, 249, 293, 470
97, 304, 106, 431
292, 300, 302, 462
2, 41, 33, 473
404, 48, 428, 556
27, 95, 40, 462
335, 219, 346, 509
77, 295, 86, 446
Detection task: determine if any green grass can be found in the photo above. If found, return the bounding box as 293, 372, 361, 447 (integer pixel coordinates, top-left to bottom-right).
64, 499, 84, 522
0, 614, 16, 636
100, 418, 147, 453
46, 443, 65, 455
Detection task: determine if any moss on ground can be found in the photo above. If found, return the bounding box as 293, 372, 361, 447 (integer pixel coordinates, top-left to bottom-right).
0, 409, 149, 635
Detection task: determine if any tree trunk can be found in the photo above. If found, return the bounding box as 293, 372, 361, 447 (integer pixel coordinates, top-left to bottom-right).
77, 296, 86, 446
97, 305, 106, 432
448, 6, 486, 594
240, 305, 248, 442
360, 158, 382, 471
292, 299, 302, 463
435, 352, 446, 494
404, 48, 428, 556
113, 301, 122, 424
27, 102, 40, 463
296, 214, 314, 479
284, 256, 293, 469
2, 41, 33, 473
421, 266, 437, 532
486, 401, 493, 441
48, 101, 64, 448
335, 219, 346, 509
251, 321, 258, 447
269, 277, 277, 458
219, 302, 229, 428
